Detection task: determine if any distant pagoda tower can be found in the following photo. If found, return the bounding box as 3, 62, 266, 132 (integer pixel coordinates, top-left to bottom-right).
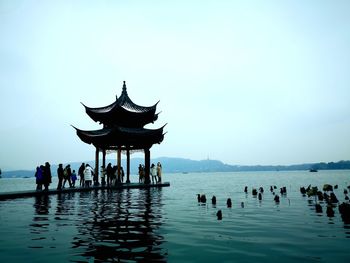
73, 81, 166, 184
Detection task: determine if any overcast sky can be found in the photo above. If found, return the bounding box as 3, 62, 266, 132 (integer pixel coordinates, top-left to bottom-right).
1, 0, 350, 170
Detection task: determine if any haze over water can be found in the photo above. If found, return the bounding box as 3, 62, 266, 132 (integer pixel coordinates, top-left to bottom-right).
1, 1, 350, 170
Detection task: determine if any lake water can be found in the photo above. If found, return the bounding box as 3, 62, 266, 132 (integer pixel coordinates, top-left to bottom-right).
0, 170, 350, 262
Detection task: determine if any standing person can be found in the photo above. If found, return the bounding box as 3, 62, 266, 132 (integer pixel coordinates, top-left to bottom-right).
138, 164, 144, 183
84, 164, 93, 187
63, 165, 72, 188
157, 162, 162, 183
121, 167, 125, 183
106, 163, 113, 187
71, 169, 77, 187
150, 163, 157, 184
43, 162, 52, 191
78, 163, 85, 187
57, 163, 64, 190
35, 166, 43, 191
39, 165, 46, 190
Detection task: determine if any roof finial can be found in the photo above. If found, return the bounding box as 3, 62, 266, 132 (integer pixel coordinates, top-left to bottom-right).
123, 81, 127, 92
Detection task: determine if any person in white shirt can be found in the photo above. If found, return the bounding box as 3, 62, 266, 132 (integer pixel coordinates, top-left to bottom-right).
84, 164, 94, 187
150, 163, 157, 184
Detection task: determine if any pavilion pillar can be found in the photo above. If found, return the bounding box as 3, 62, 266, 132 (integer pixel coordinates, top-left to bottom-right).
126, 149, 130, 183
102, 149, 106, 168
95, 147, 99, 186
117, 147, 121, 183
144, 148, 150, 184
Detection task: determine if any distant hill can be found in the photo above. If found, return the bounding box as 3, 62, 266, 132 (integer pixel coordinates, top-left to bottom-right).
1, 170, 36, 179
1, 158, 350, 178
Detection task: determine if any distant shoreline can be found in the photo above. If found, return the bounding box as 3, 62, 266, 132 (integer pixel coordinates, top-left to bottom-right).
1, 158, 349, 178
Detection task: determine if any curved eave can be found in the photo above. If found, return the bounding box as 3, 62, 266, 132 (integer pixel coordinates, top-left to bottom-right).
82, 101, 117, 114
82, 101, 158, 127
118, 99, 158, 113
82, 101, 117, 123
117, 124, 166, 137
87, 106, 158, 127
82, 98, 159, 116
117, 89, 159, 113
72, 125, 166, 148
72, 126, 113, 145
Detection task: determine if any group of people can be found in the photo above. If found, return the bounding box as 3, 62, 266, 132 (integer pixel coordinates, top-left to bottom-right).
35, 162, 94, 191
76, 163, 94, 188
35, 161, 163, 190
100, 163, 126, 186
57, 162, 96, 189
57, 164, 79, 189
139, 162, 162, 184
34, 162, 52, 191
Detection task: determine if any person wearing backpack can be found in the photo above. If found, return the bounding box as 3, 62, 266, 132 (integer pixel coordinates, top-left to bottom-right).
63, 164, 72, 188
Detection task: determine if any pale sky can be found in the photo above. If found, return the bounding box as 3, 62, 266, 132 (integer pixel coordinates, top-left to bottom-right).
1, 0, 350, 170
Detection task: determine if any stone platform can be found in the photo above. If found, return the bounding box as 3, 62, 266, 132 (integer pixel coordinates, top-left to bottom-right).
0, 182, 170, 200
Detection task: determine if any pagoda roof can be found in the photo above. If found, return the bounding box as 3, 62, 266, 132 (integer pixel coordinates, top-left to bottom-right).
83, 81, 159, 127
73, 125, 166, 150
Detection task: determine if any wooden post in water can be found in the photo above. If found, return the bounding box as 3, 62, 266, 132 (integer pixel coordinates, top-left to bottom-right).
117, 147, 121, 183
126, 149, 130, 183
95, 147, 99, 185
102, 149, 106, 168
144, 148, 150, 184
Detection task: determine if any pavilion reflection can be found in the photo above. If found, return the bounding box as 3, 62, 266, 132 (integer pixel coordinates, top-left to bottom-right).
55, 192, 76, 214
33, 194, 51, 216
30, 192, 78, 244
72, 188, 166, 262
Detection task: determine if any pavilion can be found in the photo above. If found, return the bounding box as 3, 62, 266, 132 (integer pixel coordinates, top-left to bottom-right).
73, 81, 166, 184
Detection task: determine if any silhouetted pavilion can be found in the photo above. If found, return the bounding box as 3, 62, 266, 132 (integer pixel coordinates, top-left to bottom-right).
73, 81, 166, 184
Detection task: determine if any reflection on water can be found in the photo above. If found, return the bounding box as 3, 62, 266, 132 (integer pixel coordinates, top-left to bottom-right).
29, 195, 51, 246
29, 188, 166, 262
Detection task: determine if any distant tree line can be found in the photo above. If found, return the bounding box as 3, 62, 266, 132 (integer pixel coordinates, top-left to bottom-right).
310, 160, 350, 170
